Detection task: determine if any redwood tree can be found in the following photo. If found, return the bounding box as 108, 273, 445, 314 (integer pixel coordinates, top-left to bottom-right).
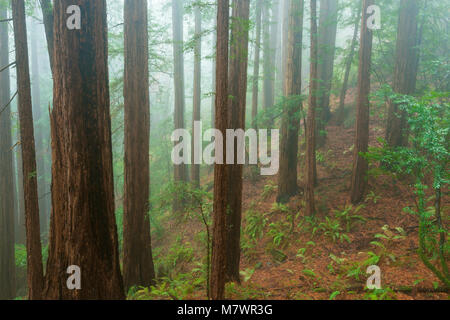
191, 4, 202, 187
210, 0, 230, 300
30, 18, 48, 235
277, 0, 305, 203
44, 0, 124, 299
12, 0, 44, 300
172, 0, 188, 211
225, 0, 250, 283
305, 0, 318, 216
337, 0, 361, 124
251, 0, 262, 127
122, 0, 156, 292
350, 0, 374, 204
0, 2, 16, 300
385, 0, 419, 148
316, 0, 338, 147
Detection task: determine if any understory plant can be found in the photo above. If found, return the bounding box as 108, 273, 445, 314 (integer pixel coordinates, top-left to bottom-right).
364, 90, 449, 287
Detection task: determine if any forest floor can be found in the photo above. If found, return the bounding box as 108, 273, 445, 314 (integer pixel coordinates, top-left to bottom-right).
134, 98, 449, 301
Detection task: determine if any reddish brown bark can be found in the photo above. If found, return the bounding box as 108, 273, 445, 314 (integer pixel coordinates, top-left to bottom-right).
30, 19, 48, 236
210, 0, 230, 300
385, 0, 419, 148
12, 0, 44, 300
316, 0, 338, 147
277, 0, 305, 203
39, 0, 54, 73
225, 0, 250, 283
350, 0, 374, 204
44, 0, 124, 299
191, 4, 202, 188
251, 0, 262, 128
123, 0, 156, 292
0, 3, 16, 300
172, 0, 188, 212
337, 0, 361, 124
305, 0, 318, 216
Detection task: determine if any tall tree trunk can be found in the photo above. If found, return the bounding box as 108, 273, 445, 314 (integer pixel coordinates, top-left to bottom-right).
277, 0, 304, 203
210, 0, 230, 300
123, 0, 156, 292
251, 0, 262, 128
385, 0, 419, 148
280, 0, 291, 94
225, 0, 250, 283
39, 0, 53, 73
191, 4, 202, 188
15, 133, 26, 245
305, 0, 318, 216
316, 0, 338, 147
0, 3, 16, 300
172, 0, 188, 212
44, 0, 124, 299
262, 5, 272, 110
350, 0, 374, 204
269, 0, 280, 106
337, 0, 361, 125
211, 26, 216, 128
30, 18, 48, 236
12, 0, 44, 300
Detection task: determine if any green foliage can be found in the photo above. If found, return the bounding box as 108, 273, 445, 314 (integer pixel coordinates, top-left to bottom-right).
267, 221, 290, 248
261, 182, 278, 200
244, 208, 267, 241
364, 90, 450, 287
318, 217, 351, 244
15, 244, 27, 269
333, 204, 366, 233
364, 287, 396, 300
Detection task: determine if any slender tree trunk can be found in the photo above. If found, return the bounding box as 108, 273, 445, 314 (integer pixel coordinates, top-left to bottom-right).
385, 0, 419, 148
123, 0, 156, 292
225, 0, 250, 283
251, 0, 262, 128
15, 133, 26, 245
281, 0, 291, 94
39, 0, 53, 73
12, 0, 44, 300
44, 0, 124, 299
337, 0, 361, 124
172, 0, 188, 212
211, 27, 216, 128
305, 0, 318, 216
350, 0, 374, 204
30, 18, 48, 236
262, 5, 272, 110
191, 5, 202, 188
269, 0, 280, 106
316, 0, 338, 147
0, 3, 16, 300
277, 0, 304, 203
210, 0, 229, 300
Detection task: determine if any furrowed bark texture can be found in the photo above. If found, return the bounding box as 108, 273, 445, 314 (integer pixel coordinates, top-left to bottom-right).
123, 0, 156, 291
210, 0, 230, 300
277, 0, 305, 203
225, 0, 250, 282
0, 3, 16, 300
12, 0, 44, 300
44, 0, 124, 299
350, 0, 374, 204
385, 0, 419, 148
